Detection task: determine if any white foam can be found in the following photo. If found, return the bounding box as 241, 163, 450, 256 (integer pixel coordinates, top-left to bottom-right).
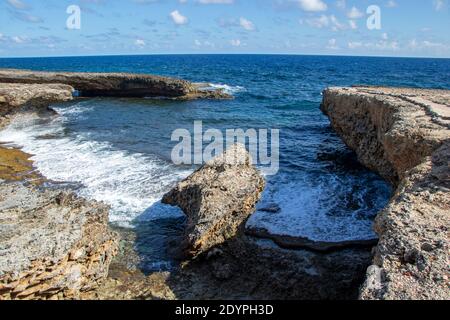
0, 109, 190, 226
247, 173, 389, 242
206, 83, 246, 95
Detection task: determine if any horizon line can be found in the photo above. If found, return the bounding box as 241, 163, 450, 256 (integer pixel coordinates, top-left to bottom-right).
0, 53, 449, 60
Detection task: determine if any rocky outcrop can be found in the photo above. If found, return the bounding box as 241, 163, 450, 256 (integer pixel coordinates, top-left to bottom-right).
162, 144, 265, 258
0, 69, 231, 100
0, 183, 118, 300
0, 82, 118, 300
321, 86, 449, 300
0, 82, 74, 127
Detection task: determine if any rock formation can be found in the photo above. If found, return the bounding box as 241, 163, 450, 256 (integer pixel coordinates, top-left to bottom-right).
0, 82, 118, 300
321, 86, 449, 300
0, 82, 73, 127
162, 144, 265, 257
0, 183, 118, 300
0, 69, 231, 100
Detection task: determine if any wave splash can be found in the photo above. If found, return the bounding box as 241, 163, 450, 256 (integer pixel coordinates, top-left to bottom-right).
0, 106, 190, 226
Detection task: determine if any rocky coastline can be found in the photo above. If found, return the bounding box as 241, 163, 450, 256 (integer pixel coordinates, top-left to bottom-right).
0, 70, 448, 300
0, 69, 232, 100
0, 69, 230, 300
321, 86, 449, 300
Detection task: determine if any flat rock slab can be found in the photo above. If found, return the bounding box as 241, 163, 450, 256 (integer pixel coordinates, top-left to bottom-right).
0, 69, 231, 99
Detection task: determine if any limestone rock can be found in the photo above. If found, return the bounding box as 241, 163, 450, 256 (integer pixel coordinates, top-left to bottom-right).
162, 145, 265, 257
0, 183, 118, 300
0, 69, 231, 100
0, 82, 74, 124
321, 86, 450, 300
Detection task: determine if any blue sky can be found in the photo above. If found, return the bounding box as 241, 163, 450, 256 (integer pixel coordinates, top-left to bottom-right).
0, 0, 449, 58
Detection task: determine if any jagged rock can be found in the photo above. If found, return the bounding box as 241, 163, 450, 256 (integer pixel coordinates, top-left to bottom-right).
321, 86, 450, 300
162, 145, 265, 257
0, 183, 118, 300
0, 69, 232, 100
0, 82, 74, 126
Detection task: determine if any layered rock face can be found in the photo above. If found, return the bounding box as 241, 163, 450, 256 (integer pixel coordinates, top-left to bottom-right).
0, 184, 118, 300
163, 145, 265, 257
0, 69, 231, 99
0, 82, 73, 125
321, 86, 449, 300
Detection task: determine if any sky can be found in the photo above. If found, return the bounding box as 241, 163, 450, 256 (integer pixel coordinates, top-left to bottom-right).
0, 0, 449, 58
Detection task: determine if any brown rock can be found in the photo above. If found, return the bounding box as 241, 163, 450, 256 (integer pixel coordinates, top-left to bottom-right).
162, 144, 265, 257
321, 86, 450, 300
0, 183, 119, 300
0, 68, 232, 100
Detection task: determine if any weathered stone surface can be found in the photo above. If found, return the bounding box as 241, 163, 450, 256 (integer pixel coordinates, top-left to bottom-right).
0, 83, 118, 300
321, 86, 449, 300
0, 69, 231, 100
162, 145, 265, 257
321, 86, 449, 185
0, 82, 74, 126
0, 183, 118, 300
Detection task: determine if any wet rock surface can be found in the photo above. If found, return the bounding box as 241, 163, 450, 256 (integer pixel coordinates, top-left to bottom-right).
0, 69, 231, 100
322, 86, 449, 300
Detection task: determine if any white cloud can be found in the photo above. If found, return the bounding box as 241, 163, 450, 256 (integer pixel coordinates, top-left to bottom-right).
296, 0, 327, 12
135, 39, 146, 47
7, 0, 28, 10
326, 38, 339, 50
382, 33, 388, 40
349, 20, 357, 29
306, 15, 329, 28
306, 14, 345, 31
239, 17, 255, 31
197, 0, 234, 3
12, 36, 27, 44
386, 1, 397, 8
433, 0, 446, 11
336, 0, 346, 9
230, 39, 241, 46
347, 6, 364, 19
170, 10, 188, 25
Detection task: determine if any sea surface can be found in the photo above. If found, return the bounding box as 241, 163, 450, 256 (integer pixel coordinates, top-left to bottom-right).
1, 55, 449, 272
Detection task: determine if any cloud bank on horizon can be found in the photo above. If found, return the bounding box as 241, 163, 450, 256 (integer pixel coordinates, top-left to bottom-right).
0, 0, 449, 58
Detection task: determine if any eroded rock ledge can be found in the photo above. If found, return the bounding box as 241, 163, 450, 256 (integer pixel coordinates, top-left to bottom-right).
321, 86, 449, 300
0, 69, 231, 100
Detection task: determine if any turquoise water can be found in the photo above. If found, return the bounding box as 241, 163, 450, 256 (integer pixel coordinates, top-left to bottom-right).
1, 55, 449, 272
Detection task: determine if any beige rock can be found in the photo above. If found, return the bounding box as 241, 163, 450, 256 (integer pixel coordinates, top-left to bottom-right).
162, 144, 265, 257
0, 68, 231, 100
321, 86, 450, 300
0, 183, 119, 300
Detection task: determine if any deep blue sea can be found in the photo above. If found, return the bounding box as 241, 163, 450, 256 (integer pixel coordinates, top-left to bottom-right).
1, 55, 449, 271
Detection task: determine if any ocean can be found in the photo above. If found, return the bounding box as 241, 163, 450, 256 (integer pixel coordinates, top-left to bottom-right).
1, 54, 449, 272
